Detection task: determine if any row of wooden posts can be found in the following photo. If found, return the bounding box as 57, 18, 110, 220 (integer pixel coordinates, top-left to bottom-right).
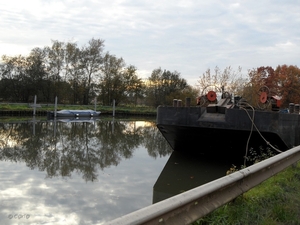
29, 95, 116, 117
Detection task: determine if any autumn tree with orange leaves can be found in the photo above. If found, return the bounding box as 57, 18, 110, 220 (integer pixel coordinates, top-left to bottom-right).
242, 65, 300, 108
275, 65, 300, 107
241, 66, 275, 107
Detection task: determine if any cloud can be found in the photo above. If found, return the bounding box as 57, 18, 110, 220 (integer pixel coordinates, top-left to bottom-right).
0, 145, 170, 224
0, 0, 299, 85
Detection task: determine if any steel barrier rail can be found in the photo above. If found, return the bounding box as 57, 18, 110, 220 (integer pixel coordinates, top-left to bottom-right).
103, 146, 300, 225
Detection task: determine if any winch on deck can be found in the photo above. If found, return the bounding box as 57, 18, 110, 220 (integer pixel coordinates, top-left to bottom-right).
197, 85, 281, 114
196, 86, 234, 114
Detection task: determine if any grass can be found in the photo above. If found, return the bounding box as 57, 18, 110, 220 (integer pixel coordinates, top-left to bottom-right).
193, 162, 300, 225
0, 103, 157, 115
0, 103, 30, 110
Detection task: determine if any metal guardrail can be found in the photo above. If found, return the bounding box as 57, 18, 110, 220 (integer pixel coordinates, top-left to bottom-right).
104, 146, 300, 225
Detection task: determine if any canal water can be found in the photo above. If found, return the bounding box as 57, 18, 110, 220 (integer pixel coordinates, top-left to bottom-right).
0, 116, 239, 225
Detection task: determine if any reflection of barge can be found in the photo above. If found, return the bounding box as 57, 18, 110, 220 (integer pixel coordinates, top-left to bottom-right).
156, 89, 300, 157
47, 109, 101, 118
153, 151, 230, 203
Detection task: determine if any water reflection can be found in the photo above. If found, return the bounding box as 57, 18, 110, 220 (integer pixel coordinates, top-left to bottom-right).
0, 116, 239, 224
0, 116, 175, 224
0, 117, 172, 182
153, 151, 237, 203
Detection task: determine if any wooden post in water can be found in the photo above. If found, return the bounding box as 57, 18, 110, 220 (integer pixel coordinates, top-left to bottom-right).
33, 95, 37, 116
54, 96, 58, 118
32, 116, 36, 136
113, 99, 115, 117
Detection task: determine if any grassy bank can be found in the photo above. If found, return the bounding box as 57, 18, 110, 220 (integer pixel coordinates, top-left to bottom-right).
193, 162, 300, 225
0, 103, 157, 115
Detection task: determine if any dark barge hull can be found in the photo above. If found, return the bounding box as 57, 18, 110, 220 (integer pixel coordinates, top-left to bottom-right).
156, 106, 300, 157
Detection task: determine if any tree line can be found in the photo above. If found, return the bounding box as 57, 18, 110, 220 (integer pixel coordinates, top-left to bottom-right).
0, 37, 299, 109
0, 38, 197, 107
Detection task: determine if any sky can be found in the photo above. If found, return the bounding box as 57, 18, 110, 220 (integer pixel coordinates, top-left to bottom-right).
1, 0, 299, 86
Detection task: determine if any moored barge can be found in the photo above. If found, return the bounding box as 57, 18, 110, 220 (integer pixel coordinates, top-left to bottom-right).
156, 88, 300, 157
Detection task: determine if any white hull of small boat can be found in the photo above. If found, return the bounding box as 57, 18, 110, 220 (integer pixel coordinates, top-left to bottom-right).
48, 110, 101, 118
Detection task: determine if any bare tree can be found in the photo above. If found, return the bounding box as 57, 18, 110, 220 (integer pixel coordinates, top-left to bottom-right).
197, 66, 246, 97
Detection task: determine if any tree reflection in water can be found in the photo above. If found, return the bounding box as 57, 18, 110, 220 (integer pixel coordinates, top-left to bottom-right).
0, 117, 173, 182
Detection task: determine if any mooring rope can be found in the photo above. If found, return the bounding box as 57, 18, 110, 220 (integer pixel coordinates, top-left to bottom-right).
237, 101, 282, 166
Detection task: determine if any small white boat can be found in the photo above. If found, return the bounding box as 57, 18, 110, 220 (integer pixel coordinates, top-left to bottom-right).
48, 109, 101, 118
56, 118, 99, 123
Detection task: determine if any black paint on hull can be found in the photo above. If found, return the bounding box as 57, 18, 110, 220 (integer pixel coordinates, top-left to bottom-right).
156, 106, 300, 157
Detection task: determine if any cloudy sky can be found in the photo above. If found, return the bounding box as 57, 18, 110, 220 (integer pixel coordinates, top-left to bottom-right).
1, 0, 299, 85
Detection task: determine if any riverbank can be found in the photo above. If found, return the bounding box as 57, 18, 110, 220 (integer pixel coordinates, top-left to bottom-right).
0, 103, 157, 117
193, 162, 300, 224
